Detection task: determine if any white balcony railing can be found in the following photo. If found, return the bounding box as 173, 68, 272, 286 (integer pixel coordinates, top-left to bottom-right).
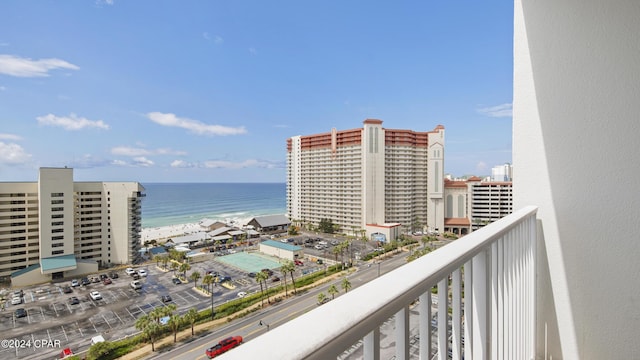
220, 206, 537, 360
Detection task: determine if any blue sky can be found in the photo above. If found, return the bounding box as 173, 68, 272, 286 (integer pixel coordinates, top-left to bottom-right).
0, 1, 513, 183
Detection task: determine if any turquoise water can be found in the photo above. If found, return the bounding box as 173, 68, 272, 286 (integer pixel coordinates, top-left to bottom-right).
141, 183, 286, 229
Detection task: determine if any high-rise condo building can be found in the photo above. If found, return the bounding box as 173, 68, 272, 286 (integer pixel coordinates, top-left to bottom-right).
0, 167, 145, 286
286, 119, 445, 240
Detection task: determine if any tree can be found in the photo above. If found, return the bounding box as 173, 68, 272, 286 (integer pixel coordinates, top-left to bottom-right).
161, 256, 169, 270
190, 271, 201, 288
317, 292, 327, 304
328, 284, 338, 299
184, 308, 198, 336
319, 218, 335, 234
179, 262, 191, 279
202, 274, 214, 294
87, 340, 112, 360
255, 270, 269, 306
170, 261, 179, 275
341, 277, 352, 293
167, 314, 183, 343
280, 260, 295, 297
288, 225, 299, 235
135, 314, 161, 352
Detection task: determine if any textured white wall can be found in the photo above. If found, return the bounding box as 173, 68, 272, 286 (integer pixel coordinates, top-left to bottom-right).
513, 1, 640, 358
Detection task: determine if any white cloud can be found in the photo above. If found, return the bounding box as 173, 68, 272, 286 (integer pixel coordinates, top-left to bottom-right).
0, 133, 22, 141
0, 54, 79, 78
476, 161, 487, 172
170, 160, 197, 168
0, 142, 31, 164
111, 146, 186, 157
132, 157, 154, 167
111, 157, 154, 167
95, 0, 114, 6
274, 124, 289, 128
37, 113, 109, 131
146, 112, 246, 136
477, 103, 512, 118
249, 47, 257, 55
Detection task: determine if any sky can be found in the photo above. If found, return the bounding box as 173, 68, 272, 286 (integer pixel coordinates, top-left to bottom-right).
0, 1, 513, 183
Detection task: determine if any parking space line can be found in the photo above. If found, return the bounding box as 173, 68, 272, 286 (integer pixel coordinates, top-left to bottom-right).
52, 303, 59, 317
125, 308, 136, 320
61, 325, 69, 341
46, 328, 52, 342
102, 314, 113, 329
137, 305, 147, 315
76, 321, 83, 337
89, 318, 99, 333
113, 310, 125, 325
40, 306, 46, 321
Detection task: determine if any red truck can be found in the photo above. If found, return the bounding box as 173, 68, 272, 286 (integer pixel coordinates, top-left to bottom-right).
205, 336, 243, 358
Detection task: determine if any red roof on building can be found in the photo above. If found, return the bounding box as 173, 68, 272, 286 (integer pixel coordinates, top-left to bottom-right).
444, 218, 471, 226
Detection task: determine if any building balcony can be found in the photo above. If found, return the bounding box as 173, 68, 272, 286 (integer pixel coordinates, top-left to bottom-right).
222, 206, 537, 360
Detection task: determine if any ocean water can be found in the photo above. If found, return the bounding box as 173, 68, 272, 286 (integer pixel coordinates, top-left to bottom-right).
141, 183, 286, 229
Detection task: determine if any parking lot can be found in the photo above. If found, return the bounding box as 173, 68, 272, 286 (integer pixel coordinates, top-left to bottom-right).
0, 239, 336, 359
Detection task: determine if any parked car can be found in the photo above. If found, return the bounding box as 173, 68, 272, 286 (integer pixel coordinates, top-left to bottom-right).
91, 276, 100, 283
261, 268, 273, 276
109, 272, 119, 279
138, 269, 148, 277
161, 295, 172, 302
237, 291, 247, 298
316, 259, 323, 264
99, 274, 108, 280
314, 244, 324, 250
70, 279, 79, 287
89, 291, 102, 301
103, 278, 112, 285
81, 277, 91, 286
172, 277, 181, 285
271, 276, 280, 282
247, 272, 256, 278
205, 336, 243, 359
14, 308, 26, 318
69, 296, 80, 305
130, 281, 142, 290
125, 268, 136, 276
62, 286, 73, 293
131, 273, 140, 280
317, 297, 331, 305
219, 276, 231, 283
11, 296, 22, 305
294, 259, 304, 266
318, 241, 328, 246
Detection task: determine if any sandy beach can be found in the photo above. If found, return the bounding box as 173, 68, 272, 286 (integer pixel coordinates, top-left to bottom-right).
141, 217, 254, 244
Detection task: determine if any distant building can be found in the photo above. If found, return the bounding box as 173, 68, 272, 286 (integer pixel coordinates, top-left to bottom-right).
259, 240, 303, 261
443, 177, 513, 235
287, 119, 445, 237
247, 215, 291, 233
1, 167, 144, 286
491, 163, 513, 181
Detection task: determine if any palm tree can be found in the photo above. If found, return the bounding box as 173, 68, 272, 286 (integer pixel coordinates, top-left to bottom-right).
341, 277, 352, 293
184, 308, 198, 336
170, 261, 179, 275
161, 256, 169, 270
190, 271, 201, 289
317, 292, 327, 304
135, 314, 161, 352
280, 260, 295, 297
328, 284, 338, 299
202, 274, 214, 294
179, 263, 191, 279
167, 314, 183, 343
332, 246, 341, 264
255, 271, 269, 306
149, 307, 164, 324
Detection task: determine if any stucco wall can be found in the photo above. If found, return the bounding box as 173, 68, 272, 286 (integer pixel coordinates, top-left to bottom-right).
513, 1, 640, 358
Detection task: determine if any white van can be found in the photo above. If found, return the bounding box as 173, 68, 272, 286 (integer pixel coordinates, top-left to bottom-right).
130, 280, 142, 290
91, 335, 105, 345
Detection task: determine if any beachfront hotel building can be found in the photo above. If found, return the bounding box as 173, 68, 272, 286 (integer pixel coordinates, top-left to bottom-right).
0, 167, 145, 286
443, 177, 513, 235
286, 119, 445, 240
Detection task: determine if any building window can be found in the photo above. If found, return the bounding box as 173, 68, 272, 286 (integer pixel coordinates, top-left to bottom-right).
51, 193, 64, 197
51, 221, 63, 226
52, 250, 64, 255
51, 199, 64, 205
52, 243, 64, 248
51, 207, 64, 212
